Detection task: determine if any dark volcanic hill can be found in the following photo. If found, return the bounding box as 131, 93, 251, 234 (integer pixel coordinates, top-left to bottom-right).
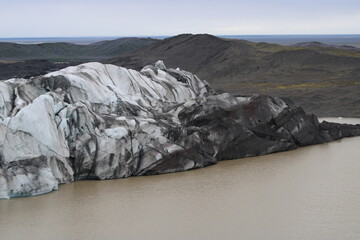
108, 34, 360, 117
1, 34, 360, 117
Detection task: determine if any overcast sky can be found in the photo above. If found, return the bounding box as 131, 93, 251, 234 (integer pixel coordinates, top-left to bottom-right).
0, 0, 359, 37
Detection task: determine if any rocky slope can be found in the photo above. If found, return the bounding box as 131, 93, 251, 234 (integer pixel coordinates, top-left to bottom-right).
108, 34, 360, 117
1, 61, 360, 198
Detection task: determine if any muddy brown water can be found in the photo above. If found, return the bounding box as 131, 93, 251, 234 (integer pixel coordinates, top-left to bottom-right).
1, 118, 359, 240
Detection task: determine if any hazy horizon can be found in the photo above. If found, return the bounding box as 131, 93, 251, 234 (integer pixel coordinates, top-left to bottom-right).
1, 34, 360, 47
0, 34, 360, 39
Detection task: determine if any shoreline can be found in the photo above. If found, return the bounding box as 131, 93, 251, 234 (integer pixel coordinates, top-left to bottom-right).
2, 118, 359, 200
2, 123, 360, 239
319, 117, 360, 124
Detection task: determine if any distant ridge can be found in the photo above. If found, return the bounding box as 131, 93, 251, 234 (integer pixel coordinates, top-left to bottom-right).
292, 41, 359, 50
0, 37, 159, 61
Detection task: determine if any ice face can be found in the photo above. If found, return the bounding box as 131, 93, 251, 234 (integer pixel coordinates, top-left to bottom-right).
1, 61, 359, 198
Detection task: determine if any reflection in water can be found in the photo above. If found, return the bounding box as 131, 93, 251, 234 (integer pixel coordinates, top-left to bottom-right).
1, 118, 360, 240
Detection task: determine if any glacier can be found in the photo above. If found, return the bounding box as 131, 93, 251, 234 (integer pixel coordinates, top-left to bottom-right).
0, 61, 359, 198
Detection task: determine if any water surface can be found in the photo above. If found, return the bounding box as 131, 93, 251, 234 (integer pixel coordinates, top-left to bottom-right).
1, 118, 359, 240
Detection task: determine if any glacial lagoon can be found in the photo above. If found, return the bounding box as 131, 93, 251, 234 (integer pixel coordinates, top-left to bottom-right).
1, 118, 359, 240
